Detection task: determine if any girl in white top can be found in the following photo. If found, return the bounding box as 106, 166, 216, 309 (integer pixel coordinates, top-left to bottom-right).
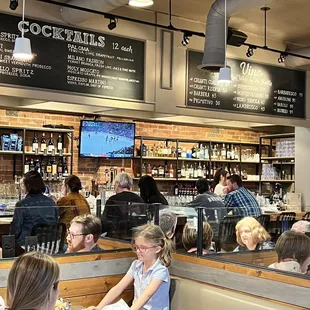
87, 224, 173, 310
213, 168, 229, 197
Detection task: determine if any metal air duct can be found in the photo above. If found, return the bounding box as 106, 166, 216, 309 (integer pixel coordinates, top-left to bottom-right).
284, 47, 310, 69
61, 0, 129, 25
199, 0, 272, 71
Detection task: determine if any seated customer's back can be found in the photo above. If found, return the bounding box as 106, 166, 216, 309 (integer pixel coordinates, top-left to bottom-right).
10, 171, 58, 246
187, 178, 227, 236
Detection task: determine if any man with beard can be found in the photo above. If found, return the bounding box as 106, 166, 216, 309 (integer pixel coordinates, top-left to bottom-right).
66, 214, 102, 253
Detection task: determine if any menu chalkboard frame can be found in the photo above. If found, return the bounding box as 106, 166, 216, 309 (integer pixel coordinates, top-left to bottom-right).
0, 12, 146, 103
185, 49, 306, 119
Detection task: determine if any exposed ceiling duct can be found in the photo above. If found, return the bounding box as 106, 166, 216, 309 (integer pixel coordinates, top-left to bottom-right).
284, 47, 310, 69
61, 0, 129, 25
199, 0, 272, 71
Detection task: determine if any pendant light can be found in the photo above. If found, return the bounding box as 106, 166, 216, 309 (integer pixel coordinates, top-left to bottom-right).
13, 0, 33, 61
129, 0, 154, 8
218, 0, 231, 83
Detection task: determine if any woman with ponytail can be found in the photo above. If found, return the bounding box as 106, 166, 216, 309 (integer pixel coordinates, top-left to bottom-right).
6, 252, 60, 310
87, 224, 173, 310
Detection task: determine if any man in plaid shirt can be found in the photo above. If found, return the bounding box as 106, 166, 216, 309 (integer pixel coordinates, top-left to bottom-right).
224, 175, 261, 217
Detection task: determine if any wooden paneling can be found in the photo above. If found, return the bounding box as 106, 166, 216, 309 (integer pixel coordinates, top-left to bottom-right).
97, 238, 132, 250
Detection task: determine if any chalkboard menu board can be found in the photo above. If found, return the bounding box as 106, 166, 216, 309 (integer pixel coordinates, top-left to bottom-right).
0, 13, 145, 101
186, 50, 306, 118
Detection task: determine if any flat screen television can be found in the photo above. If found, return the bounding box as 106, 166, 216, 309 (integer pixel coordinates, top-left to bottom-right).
79, 120, 135, 158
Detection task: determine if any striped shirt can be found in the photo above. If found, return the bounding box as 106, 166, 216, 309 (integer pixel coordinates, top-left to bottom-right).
224, 187, 262, 217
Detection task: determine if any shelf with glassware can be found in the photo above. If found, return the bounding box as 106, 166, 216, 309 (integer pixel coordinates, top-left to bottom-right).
133, 136, 261, 184
0, 126, 74, 181
259, 133, 295, 195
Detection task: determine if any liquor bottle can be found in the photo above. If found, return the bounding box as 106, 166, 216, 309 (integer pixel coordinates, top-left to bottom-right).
193, 163, 198, 178
57, 134, 63, 153
41, 133, 47, 153
152, 165, 158, 178
230, 144, 235, 160
221, 143, 226, 160
216, 144, 220, 159
141, 163, 146, 176
202, 164, 207, 179
204, 145, 210, 160
164, 165, 169, 178
177, 166, 182, 178
32, 133, 39, 152
169, 164, 174, 178
189, 164, 194, 178
52, 157, 57, 175
197, 162, 202, 178
200, 144, 205, 159
146, 163, 152, 176
48, 133, 55, 153
29, 158, 35, 171
57, 160, 63, 179
24, 157, 30, 174
174, 184, 179, 196
177, 146, 182, 158
195, 144, 200, 159
227, 145, 231, 160
62, 158, 69, 177
41, 160, 46, 177
210, 163, 214, 177
46, 159, 52, 174
142, 144, 147, 157
158, 165, 164, 178
234, 146, 239, 161
35, 159, 41, 174
166, 143, 172, 157
185, 164, 190, 179
171, 144, 176, 158
212, 144, 217, 159
181, 162, 186, 178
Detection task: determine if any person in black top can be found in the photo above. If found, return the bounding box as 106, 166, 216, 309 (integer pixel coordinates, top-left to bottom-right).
101, 173, 144, 237
138, 175, 168, 205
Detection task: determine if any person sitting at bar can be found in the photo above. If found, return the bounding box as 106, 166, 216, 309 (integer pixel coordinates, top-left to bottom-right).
6, 252, 60, 310
224, 175, 262, 217
291, 220, 310, 234
212, 168, 229, 197
269, 230, 310, 273
10, 170, 58, 247
138, 175, 168, 205
233, 217, 274, 252
66, 214, 102, 253
57, 175, 91, 229
187, 178, 227, 237
182, 220, 214, 255
159, 211, 177, 239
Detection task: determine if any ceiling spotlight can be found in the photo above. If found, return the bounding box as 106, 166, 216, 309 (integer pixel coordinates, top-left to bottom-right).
129, 0, 154, 7
9, 0, 18, 10
181, 32, 192, 46
108, 17, 118, 31
278, 52, 287, 63
246, 46, 255, 58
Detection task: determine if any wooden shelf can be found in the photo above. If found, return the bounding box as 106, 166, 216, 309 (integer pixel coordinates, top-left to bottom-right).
134, 156, 177, 161
0, 150, 23, 155
0, 125, 73, 133
260, 180, 295, 183
133, 178, 211, 182
241, 161, 260, 164
24, 152, 72, 157
261, 157, 295, 161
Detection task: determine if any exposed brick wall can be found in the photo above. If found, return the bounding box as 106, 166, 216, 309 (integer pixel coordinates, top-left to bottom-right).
0, 109, 268, 193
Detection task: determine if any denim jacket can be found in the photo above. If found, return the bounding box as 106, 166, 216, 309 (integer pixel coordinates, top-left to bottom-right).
10, 194, 59, 246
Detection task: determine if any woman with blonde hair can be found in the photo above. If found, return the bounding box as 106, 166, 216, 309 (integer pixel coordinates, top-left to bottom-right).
234, 217, 274, 252
182, 220, 214, 254
6, 252, 60, 310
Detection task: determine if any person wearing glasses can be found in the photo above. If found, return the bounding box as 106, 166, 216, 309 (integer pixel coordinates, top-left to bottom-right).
87, 224, 173, 310
66, 214, 102, 253
6, 252, 60, 310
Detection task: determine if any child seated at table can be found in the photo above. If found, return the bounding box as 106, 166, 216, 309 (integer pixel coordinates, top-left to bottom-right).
269, 230, 310, 273
87, 224, 173, 310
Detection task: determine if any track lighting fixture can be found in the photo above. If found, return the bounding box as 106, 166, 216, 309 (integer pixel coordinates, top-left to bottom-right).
181, 32, 192, 46
278, 52, 287, 63
9, 0, 18, 10
108, 17, 117, 31
246, 46, 255, 58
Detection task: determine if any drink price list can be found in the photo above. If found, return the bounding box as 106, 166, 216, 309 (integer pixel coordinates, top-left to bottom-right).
186, 50, 306, 119
0, 13, 145, 101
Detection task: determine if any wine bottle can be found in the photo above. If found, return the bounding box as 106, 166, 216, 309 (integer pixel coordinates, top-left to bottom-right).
52, 157, 57, 175
48, 133, 55, 153
169, 164, 174, 178
32, 133, 39, 152
63, 158, 69, 177
57, 160, 63, 178
29, 158, 35, 171
40, 133, 47, 152
57, 134, 63, 152
24, 157, 30, 174
174, 184, 179, 196
46, 160, 52, 174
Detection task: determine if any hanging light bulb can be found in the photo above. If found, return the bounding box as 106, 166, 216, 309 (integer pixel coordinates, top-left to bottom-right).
129, 0, 154, 7
13, 0, 33, 61
218, 0, 231, 84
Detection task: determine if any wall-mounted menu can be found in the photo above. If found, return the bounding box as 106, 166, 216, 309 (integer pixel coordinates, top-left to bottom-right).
186, 50, 306, 119
0, 13, 144, 101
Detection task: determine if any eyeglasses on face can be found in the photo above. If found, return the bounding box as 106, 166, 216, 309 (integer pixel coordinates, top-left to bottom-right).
132, 244, 157, 252
66, 229, 89, 239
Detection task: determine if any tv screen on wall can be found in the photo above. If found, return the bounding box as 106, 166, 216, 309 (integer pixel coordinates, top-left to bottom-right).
79, 120, 135, 158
